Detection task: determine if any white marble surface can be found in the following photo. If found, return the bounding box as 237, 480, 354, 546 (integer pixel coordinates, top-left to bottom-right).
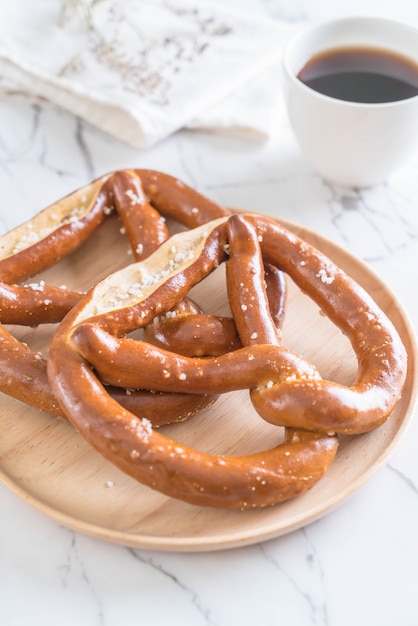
1, 1, 418, 625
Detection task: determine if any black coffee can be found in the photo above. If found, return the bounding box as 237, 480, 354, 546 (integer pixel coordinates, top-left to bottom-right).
297, 46, 418, 103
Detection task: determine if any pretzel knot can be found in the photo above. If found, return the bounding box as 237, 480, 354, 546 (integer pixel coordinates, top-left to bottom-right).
47, 213, 407, 509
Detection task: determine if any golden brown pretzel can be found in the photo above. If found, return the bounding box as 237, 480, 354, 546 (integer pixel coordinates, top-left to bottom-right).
48, 207, 405, 508
0, 169, 232, 423
47, 214, 405, 508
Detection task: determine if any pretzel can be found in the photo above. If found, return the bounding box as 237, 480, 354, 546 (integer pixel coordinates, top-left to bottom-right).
0, 169, 233, 423
47, 212, 406, 508
0, 170, 286, 426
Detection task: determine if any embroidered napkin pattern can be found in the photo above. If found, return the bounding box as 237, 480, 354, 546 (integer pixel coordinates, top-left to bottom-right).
0, 0, 289, 147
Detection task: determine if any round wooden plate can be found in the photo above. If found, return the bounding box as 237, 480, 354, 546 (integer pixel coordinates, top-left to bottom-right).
0, 213, 416, 552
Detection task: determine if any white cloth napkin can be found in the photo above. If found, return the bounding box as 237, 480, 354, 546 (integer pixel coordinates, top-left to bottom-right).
0, 0, 289, 147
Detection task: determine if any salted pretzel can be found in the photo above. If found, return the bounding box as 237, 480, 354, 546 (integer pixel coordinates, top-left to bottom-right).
0, 170, 227, 423
47, 213, 406, 508
0, 170, 287, 425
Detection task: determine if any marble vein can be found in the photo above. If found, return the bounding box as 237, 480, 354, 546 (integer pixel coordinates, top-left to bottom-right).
75, 117, 96, 181
127, 549, 216, 625
60, 532, 106, 626
387, 462, 418, 496
260, 531, 329, 626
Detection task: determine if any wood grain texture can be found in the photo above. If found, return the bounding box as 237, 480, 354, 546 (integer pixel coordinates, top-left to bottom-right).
0, 213, 416, 551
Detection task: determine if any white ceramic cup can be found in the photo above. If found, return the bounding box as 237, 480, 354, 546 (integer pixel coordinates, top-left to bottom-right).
282, 17, 418, 187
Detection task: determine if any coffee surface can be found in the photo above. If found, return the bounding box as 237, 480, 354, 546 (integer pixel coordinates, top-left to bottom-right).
297, 46, 418, 103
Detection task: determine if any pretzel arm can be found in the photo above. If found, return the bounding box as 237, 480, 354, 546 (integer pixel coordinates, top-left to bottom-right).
143, 295, 241, 356
71, 326, 319, 393
0, 283, 81, 325
244, 214, 407, 434
143, 312, 241, 357
226, 215, 282, 346
0, 326, 63, 416
134, 169, 230, 227
112, 170, 169, 260
0, 177, 113, 284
